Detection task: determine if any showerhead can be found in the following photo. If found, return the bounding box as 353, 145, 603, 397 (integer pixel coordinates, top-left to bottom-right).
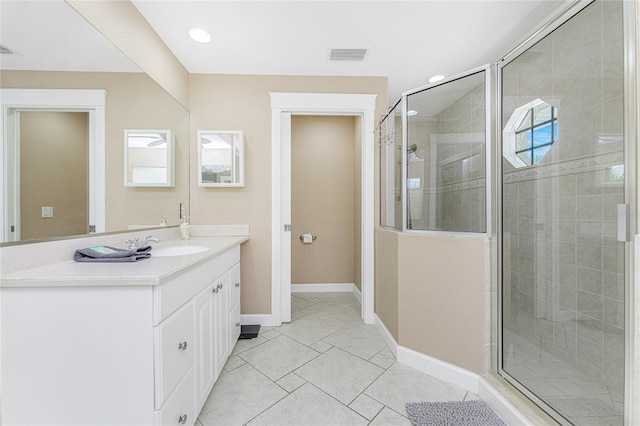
407, 144, 417, 154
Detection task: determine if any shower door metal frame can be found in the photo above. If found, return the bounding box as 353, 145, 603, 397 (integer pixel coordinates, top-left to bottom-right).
496, 0, 637, 424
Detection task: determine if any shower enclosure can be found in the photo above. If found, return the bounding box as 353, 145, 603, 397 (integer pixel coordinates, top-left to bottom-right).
499, 1, 631, 424
379, 68, 489, 234
378, 0, 634, 424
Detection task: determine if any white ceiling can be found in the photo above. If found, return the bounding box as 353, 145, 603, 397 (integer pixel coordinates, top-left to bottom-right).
0, 1, 139, 73
1, 0, 567, 104
131, 0, 566, 102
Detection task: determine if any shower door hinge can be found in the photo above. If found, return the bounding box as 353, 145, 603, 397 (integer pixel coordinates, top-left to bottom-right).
284, 224, 291, 232
617, 204, 631, 242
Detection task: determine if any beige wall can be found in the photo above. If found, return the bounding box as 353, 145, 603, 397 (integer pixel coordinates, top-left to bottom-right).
291, 116, 356, 285
20, 112, 88, 240
189, 74, 387, 314
375, 228, 399, 340
1, 70, 190, 232
397, 233, 486, 374
67, 0, 189, 108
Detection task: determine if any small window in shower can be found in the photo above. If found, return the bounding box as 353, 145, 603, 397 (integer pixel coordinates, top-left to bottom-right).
503, 98, 557, 168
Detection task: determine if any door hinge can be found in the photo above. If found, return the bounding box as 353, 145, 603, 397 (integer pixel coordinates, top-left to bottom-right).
284, 224, 291, 232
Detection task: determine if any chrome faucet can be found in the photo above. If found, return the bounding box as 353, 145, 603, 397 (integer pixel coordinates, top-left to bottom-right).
125, 236, 161, 250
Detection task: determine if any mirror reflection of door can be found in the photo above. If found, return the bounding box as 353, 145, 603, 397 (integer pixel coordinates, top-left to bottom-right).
19, 111, 89, 240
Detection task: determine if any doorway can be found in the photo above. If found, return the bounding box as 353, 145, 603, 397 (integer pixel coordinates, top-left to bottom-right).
270, 92, 377, 326
291, 115, 360, 296
0, 88, 106, 242
19, 111, 89, 240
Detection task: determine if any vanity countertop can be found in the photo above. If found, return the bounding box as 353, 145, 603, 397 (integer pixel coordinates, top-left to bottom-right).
0, 236, 248, 288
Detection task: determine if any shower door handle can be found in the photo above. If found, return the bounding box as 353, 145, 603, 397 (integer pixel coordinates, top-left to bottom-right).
617, 204, 631, 242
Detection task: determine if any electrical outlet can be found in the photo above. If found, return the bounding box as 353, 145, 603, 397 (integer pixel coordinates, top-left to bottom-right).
41, 206, 54, 218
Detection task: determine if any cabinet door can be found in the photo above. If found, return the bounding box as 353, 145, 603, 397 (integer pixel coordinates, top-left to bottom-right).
154, 302, 195, 408
229, 263, 241, 309
154, 367, 195, 426
229, 301, 241, 349
213, 273, 229, 379
195, 283, 216, 412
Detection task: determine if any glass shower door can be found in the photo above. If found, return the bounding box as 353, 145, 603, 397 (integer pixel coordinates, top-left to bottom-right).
500, 1, 627, 424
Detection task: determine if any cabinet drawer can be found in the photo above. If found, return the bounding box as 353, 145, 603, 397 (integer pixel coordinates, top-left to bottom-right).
228, 263, 241, 309
229, 301, 241, 348
155, 302, 194, 408
154, 366, 195, 426
153, 247, 240, 325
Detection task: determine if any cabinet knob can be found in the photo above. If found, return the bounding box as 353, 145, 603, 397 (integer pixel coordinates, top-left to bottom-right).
212, 287, 218, 294
235, 282, 240, 288
236, 322, 241, 327
217, 283, 223, 290
178, 341, 188, 351
178, 414, 188, 424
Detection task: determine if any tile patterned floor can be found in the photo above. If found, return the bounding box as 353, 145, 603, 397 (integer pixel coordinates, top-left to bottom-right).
197, 292, 480, 426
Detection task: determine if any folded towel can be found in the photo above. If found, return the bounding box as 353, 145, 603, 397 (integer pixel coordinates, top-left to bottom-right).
74, 245, 152, 263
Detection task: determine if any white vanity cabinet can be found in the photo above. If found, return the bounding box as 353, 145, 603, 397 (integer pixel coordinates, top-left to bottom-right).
194, 264, 235, 413
1, 243, 243, 426
229, 263, 242, 346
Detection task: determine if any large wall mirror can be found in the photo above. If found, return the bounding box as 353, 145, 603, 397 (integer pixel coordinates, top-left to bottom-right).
0, 0, 190, 244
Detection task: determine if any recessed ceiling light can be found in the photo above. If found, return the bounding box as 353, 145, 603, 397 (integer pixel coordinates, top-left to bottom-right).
407, 110, 418, 116
189, 28, 211, 43
428, 74, 445, 84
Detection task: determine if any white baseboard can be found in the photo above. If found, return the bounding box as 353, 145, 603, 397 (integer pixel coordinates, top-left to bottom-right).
478, 378, 531, 426
373, 315, 527, 425
352, 285, 362, 303
291, 283, 355, 293
241, 314, 277, 327
397, 345, 480, 394
374, 314, 398, 358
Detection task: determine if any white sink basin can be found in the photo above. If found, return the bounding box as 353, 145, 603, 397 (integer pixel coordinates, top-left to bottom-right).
152, 245, 209, 257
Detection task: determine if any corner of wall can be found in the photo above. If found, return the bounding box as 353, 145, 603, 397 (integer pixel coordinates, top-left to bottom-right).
66, 0, 189, 108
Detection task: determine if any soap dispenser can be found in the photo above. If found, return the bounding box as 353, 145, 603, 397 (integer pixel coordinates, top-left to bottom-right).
180, 216, 191, 240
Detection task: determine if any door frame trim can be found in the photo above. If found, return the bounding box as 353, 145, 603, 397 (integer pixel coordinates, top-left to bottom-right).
0, 89, 106, 242
270, 92, 377, 325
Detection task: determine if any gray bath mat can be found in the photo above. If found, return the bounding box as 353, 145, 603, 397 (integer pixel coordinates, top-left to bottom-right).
405, 400, 506, 426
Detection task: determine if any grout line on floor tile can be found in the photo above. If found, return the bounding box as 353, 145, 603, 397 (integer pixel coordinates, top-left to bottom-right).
241, 389, 290, 426
359, 387, 410, 420
306, 381, 371, 423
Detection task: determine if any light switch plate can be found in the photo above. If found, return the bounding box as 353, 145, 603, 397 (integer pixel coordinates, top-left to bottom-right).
41, 206, 54, 218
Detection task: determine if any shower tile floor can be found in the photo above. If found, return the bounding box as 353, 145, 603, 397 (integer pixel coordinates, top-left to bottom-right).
503, 330, 624, 426
196, 292, 482, 426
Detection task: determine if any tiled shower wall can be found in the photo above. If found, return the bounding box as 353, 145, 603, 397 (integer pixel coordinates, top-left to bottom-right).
434, 81, 485, 232
502, 0, 624, 395
406, 77, 486, 232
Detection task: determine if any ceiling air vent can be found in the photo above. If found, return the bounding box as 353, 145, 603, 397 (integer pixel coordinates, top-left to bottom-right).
330, 48, 368, 61
0, 45, 16, 55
